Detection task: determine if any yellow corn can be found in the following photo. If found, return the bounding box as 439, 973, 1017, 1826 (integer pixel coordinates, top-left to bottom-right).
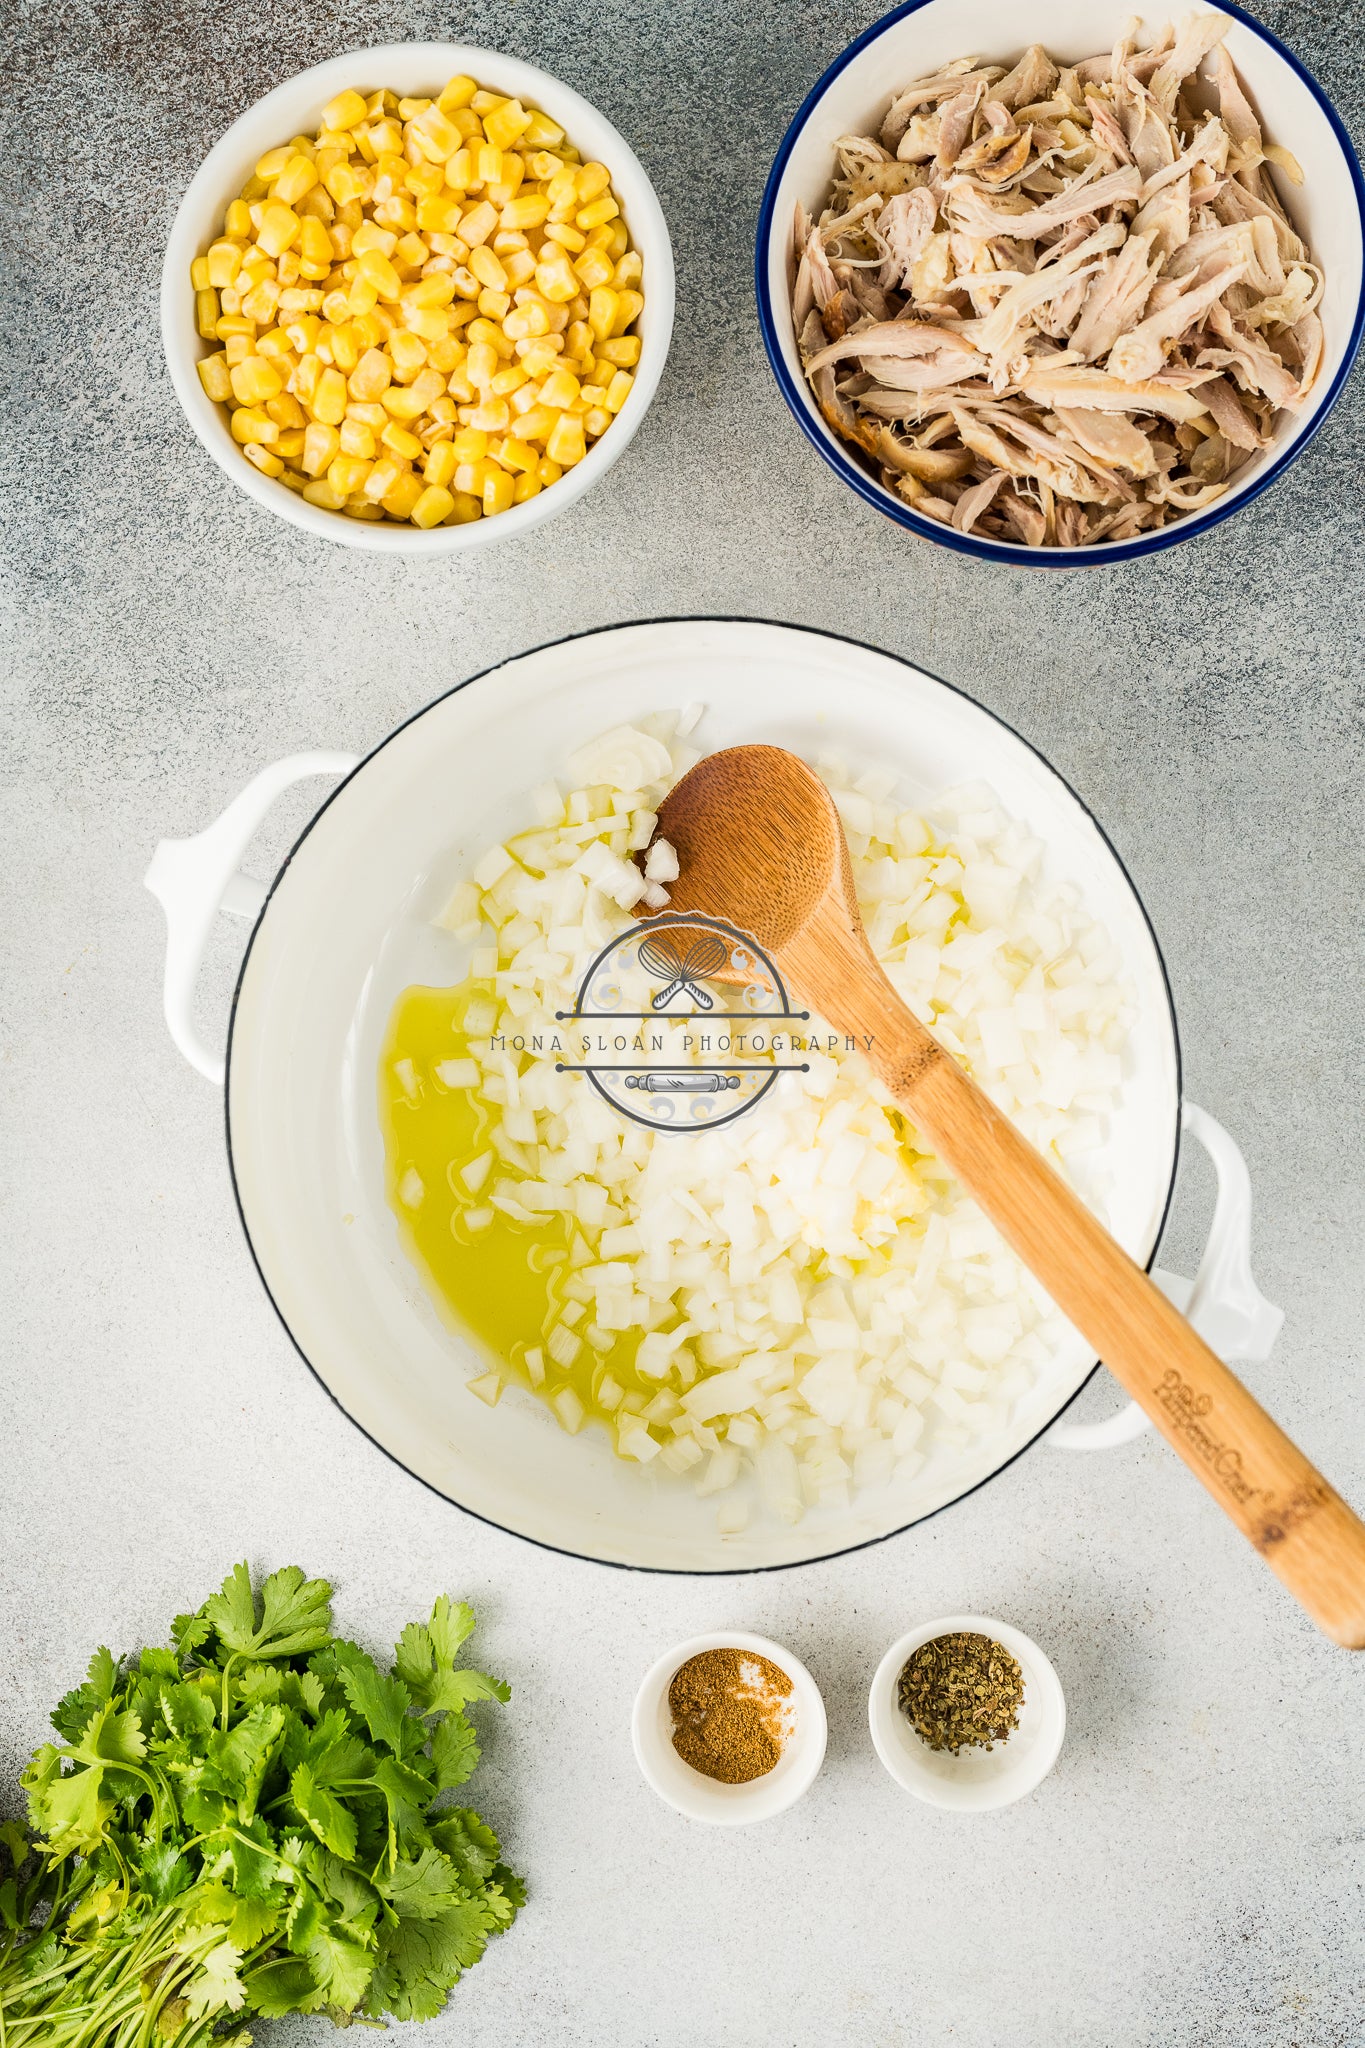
206, 240, 243, 287
381, 421, 423, 459
545, 413, 586, 467
322, 89, 368, 132
539, 366, 581, 410
312, 367, 349, 424
273, 154, 319, 204
424, 439, 460, 488
599, 333, 641, 366
230, 407, 277, 446
382, 471, 425, 518
243, 441, 284, 477
229, 356, 283, 405
196, 68, 640, 526
196, 352, 232, 402
611, 288, 644, 337
408, 483, 452, 527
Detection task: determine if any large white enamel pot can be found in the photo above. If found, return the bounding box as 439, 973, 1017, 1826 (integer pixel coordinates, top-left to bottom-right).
146, 619, 1281, 1570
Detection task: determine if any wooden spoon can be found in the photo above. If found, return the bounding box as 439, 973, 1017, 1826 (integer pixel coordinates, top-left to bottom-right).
654, 744, 1365, 1648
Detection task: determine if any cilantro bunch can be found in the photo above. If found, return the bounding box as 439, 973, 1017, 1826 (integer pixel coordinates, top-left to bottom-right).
0, 1564, 522, 2043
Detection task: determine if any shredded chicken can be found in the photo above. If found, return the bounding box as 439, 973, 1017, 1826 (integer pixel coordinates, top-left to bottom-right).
792, 14, 1323, 549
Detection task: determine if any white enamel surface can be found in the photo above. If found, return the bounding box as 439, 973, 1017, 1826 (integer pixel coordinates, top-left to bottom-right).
759, 0, 1364, 560
226, 617, 1180, 1570
868, 1614, 1066, 1809
631, 1631, 828, 1824
161, 43, 675, 552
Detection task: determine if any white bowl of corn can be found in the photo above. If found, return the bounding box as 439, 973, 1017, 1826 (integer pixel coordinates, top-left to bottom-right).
162, 43, 675, 549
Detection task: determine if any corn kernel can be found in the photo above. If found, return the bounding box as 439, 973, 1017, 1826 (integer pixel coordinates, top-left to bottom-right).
452, 427, 488, 462
382, 472, 425, 518
205, 240, 242, 288
274, 154, 319, 204
537, 456, 563, 485
576, 194, 619, 232
453, 459, 487, 496
474, 142, 504, 189
495, 435, 538, 474
611, 288, 644, 337
301, 421, 341, 475
515, 403, 558, 442
523, 111, 565, 149
225, 198, 253, 237
395, 231, 429, 269
599, 333, 641, 366
257, 199, 302, 256
223, 333, 253, 367
411, 106, 463, 161
230, 407, 278, 447
467, 244, 507, 292
465, 397, 510, 433
424, 439, 459, 487
196, 352, 233, 402
576, 161, 612, 202
339, 416, 377, 458
490, 364, 526, 397
535, 256, 578, 303
449, 491, 482, 522
381, 421, 423, 459
322, 88, 368, 132
540, 366, 581, 410
344, 346, 391, 400
459, 200, 498, 247
484, 99, 532, 151
312, 366, 349, 424
512, 471, 542, 503
574, 245, 615, 291
276, 429, 306, 458
363, 455, 404, 501
256, 145, 292, 180
583, 405, 611, 438
358, 248, 401, 301
502, 192, 550, 232
265, 391, 304, 429
438, 74, 478, 113
446, 147, 474, 191
195, 288, 219, 338
613, 249, 643, 288
545, 413, 586, 467
242, 441, 284, 478
482, 466, 515, 516
406, 482, 451, 528
327, 453, 372, 494
418, 191, 464, 235
545, 221, 587, 254
227, 355, 282, 405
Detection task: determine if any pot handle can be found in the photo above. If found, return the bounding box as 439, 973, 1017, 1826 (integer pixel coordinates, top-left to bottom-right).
144, 751, 358, 1085
1047, 1100, 1283, 1450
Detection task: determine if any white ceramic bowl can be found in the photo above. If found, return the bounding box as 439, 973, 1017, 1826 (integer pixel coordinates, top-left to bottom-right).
161, 43, 675, 551
148, 617, 1184, 1570
632, 1631, 828, 1824
756, 0, 1365, 567
869, 1614, 1066, 1809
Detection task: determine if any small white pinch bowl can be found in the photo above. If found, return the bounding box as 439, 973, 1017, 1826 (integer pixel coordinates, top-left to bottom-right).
161, 43, 675, 552
632, 1631, 828, 1825
869, 1614, 1066, 1811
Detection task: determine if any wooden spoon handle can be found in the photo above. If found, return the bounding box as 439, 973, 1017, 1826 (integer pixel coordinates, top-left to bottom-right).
851, 982, 1365, 1647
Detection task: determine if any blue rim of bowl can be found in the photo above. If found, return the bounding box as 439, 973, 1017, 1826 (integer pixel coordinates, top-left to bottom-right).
222, 614, 1183, 1576
754, 0, 1365, 567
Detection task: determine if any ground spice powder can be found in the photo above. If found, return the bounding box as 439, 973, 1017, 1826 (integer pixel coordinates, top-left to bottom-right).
668, 1647, 794, 1783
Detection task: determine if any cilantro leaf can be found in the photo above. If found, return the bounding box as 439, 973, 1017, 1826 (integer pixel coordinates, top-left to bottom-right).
203, 1704, 285, 1822
394, 1598, 509, 1717
334, 1642, 413, 1755
429, 1809, 501, 1888
369, 1897, 496, 2021
50, 1646, 118, 1742
206, 1563, 333, 1661
140, 1842, 192, 1906
376, 1847, 467, 1921
371, 1757, 433, 1852
244, 1955, 327, 2016
70, 1701, 145, 1768
290, 1762, 358, 1861
184, 1939, 247, 2020
305, 1927, 374, 2012
428, 1710, 480, 1790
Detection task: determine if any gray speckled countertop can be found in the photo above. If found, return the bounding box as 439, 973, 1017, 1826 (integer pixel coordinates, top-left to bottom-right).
4, 2, 1365, 2043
